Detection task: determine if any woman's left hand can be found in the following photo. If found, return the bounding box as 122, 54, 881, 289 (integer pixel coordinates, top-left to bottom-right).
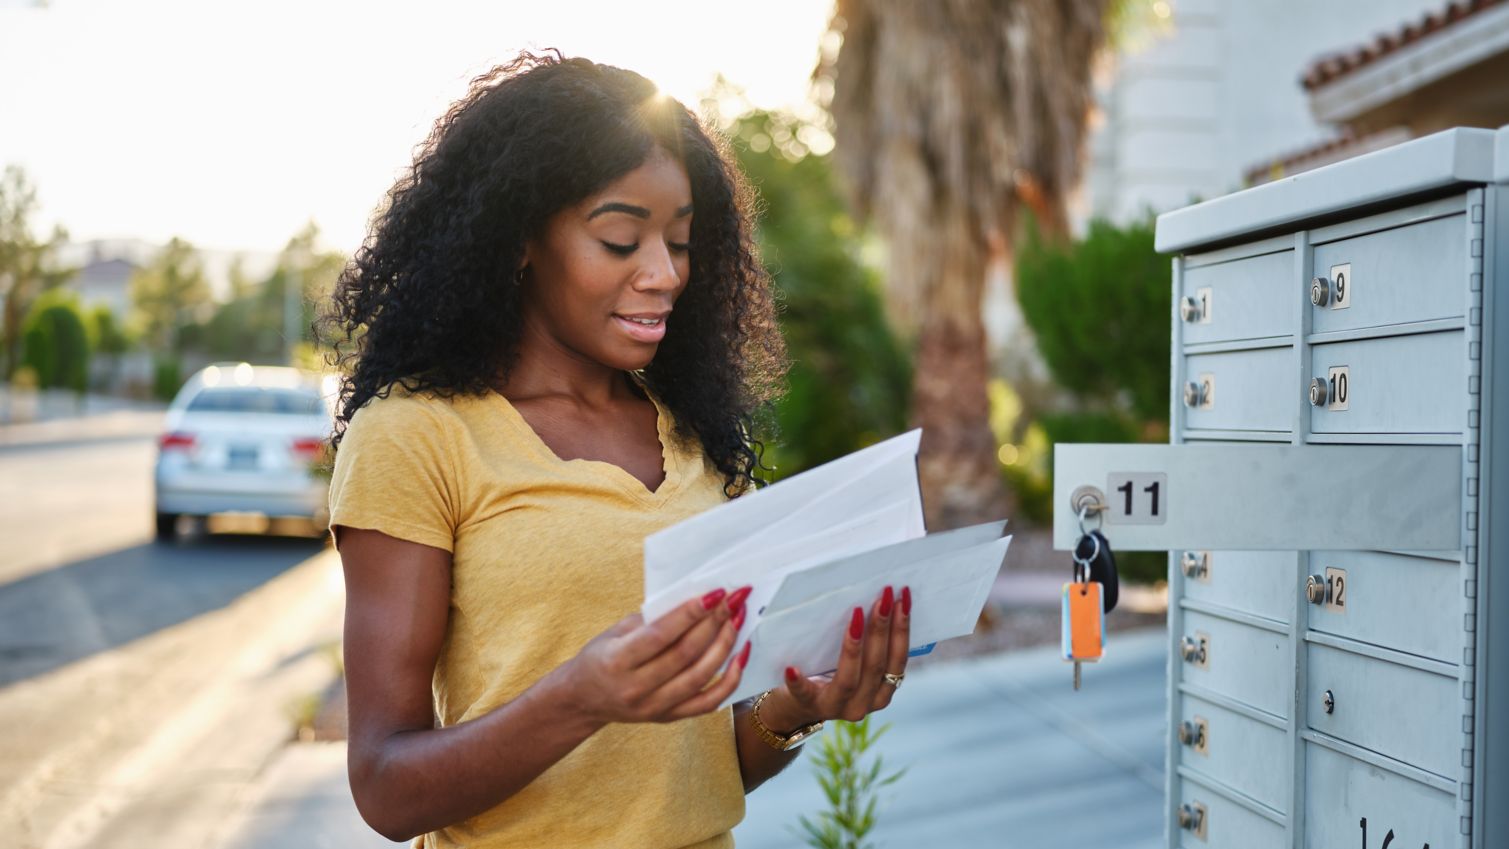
759, 585, 913, 728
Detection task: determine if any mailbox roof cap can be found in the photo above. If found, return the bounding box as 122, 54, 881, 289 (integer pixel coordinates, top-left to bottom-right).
1156, 125, 1504, 254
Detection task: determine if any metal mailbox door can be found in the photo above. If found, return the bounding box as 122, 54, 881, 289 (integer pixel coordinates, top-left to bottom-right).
1052, 443, 1462, 552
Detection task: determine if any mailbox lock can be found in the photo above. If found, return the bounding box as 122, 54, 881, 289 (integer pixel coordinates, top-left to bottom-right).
1178, 802, 1207, 838
1322, 689, 1335, 715
1179, 296, 1204, 323
1308, 377, 1329, 407
1181, 551, 1209, 579
1310, 276, 1331, 307
1183, 381, 1207, 408
1177, 718, 1208, 751
1306, 574, 1328, 605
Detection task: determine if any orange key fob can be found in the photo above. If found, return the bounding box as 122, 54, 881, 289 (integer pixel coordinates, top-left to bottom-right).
1062, 581, 1105, 662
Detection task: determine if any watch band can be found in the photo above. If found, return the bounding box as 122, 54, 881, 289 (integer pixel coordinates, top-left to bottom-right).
751, 690, 824, 751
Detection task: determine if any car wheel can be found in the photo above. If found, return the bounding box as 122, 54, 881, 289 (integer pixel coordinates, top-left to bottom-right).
155, 511, 178, 541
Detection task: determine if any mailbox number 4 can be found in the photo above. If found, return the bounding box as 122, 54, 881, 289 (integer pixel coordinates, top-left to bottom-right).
1107, 473, 1168, 525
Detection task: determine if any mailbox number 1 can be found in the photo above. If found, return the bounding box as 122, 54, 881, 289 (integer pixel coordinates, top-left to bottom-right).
1106, 472, 1168, 525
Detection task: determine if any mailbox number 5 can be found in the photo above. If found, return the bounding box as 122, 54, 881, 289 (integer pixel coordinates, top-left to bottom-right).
1106, 472, 1169, 525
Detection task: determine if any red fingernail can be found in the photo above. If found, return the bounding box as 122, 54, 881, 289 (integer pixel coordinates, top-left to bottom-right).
701, 588, 727, 610
785, 666, 799, 682
726, 585, 752, 613
738, 641, 752, 668
849, 607, 864, 640
902, 586, 912, 615
732, 606, 746, 631
879, 585, 894, 617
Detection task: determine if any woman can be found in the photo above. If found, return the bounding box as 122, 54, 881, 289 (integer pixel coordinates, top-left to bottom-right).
322, 51, 914, 848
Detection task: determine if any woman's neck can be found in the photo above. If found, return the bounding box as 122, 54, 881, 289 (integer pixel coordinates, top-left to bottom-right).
497, 315, 634, 407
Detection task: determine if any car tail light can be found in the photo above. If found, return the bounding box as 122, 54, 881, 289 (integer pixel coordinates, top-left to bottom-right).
159, 432, 196, 452
291, 437, 325, 459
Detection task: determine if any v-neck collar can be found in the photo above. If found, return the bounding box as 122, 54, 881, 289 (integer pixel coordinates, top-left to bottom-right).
487, 373, 683, 506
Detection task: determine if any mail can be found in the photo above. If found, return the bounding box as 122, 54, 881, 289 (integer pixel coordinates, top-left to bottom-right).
640, 429, 1013, 707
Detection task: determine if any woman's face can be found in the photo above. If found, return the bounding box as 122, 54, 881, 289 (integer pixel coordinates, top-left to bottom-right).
521, 146, 694, 373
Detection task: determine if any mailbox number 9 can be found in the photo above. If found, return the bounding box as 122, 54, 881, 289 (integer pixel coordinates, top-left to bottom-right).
1329, 262, 1352, 309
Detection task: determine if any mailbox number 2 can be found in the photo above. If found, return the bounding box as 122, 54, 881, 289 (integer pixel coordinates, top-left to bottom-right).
1106, 472, 1168, 525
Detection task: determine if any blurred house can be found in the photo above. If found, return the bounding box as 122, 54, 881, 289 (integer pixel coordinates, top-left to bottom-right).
1080, 0, 1503, 222
57, 238, 280, 396
1250, 0, 1509, 184
71, 251, 139, 324
987, 0, 1505, 359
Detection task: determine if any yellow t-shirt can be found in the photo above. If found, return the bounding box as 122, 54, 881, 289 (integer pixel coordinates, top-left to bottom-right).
327, 380, 746, 849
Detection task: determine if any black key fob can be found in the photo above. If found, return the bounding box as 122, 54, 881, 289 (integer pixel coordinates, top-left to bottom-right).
1085, 530, 1119, 613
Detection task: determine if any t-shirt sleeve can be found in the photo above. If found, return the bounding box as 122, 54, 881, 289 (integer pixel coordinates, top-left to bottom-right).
327, 394, 459, 552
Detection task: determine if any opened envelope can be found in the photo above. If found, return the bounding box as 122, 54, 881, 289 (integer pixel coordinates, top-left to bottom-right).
638, 429, 1012, 707
726, 522, 1011, 706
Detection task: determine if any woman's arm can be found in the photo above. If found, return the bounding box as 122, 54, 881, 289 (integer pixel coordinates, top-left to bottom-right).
731, 694, 807, 792
338, 527, 748, 842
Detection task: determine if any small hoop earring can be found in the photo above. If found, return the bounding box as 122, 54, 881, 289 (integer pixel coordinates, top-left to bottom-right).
514, 267, 526, 285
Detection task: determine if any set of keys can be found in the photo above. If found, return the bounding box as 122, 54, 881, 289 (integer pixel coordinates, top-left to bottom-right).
1063, 507, 1119, 690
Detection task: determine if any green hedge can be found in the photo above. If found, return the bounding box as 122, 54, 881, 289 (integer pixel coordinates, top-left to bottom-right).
21, 291, 90, 393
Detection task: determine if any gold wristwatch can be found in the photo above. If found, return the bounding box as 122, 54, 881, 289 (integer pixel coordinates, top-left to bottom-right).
750, 690, 824, 751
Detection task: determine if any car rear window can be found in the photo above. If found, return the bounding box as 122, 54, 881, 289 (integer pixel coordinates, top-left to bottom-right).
186, 387, 326, 415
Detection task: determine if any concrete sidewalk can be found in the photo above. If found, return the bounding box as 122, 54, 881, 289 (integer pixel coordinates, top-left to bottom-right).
219, 630, 1168, 849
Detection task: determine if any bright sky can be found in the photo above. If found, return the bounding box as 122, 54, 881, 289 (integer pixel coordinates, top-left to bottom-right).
0, 0, 835, 256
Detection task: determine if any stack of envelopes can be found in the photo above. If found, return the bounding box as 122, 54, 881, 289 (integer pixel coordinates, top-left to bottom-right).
642, 430, 1013, 707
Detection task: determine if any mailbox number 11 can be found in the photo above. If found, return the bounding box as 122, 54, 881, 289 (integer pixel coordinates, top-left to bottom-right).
1106, 473, 1169, 525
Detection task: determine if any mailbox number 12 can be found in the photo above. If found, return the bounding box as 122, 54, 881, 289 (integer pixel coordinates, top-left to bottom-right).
1106, 473, 1168, 525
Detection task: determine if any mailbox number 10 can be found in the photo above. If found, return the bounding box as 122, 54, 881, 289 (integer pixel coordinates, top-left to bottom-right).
1328, 366, 1350, 412
1106, 472, 1169, 525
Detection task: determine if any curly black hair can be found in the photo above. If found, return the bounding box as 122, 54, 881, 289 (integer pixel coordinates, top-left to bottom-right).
321, 50, 787, 494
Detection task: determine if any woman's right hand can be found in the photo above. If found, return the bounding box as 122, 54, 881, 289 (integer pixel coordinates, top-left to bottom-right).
562, 586, 752, 725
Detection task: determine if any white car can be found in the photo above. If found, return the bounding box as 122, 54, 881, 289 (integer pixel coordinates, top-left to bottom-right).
154, 363, 337, 540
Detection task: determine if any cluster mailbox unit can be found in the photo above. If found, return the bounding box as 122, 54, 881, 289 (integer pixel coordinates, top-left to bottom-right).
1054, 126, 1509, 849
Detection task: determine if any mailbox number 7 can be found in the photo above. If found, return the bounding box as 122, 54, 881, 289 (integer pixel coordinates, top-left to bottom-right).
1106, 473, 1169, 525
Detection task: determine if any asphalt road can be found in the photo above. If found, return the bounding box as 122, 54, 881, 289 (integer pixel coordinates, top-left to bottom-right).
0, 418, 341, 849
0, 423, 325, 685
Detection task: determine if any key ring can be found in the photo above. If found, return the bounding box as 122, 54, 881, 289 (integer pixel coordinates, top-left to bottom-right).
1072, 515, 1101, 586
1075, 501, 1104, 538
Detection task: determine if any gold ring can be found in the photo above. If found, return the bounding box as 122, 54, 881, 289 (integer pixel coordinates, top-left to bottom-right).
883, 672, 904, 688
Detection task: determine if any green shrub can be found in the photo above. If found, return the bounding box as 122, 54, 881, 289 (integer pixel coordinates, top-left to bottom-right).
21, 291, 91, 393
1016, 215, 1170, 421
152, 357, 182, 401
1013, 215, 1172, 583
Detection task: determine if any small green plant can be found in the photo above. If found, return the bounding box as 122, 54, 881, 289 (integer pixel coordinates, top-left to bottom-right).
795, 717, 906, 849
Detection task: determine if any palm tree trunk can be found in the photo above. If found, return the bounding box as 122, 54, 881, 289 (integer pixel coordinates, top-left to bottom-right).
909, 202, 1012, 530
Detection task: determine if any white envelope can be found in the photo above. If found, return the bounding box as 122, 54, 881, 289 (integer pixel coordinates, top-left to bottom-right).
723, 532, 1012, 706
641, 429, 924, 622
